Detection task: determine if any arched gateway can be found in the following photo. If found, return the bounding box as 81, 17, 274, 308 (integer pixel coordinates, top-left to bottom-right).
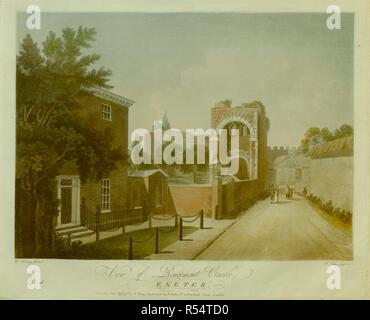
211, 100, 268, 181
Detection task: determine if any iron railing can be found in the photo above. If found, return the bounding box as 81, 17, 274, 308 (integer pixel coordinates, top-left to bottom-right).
80, 199, 147, 232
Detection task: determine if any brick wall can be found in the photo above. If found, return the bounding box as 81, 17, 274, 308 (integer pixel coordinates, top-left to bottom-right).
234, 179, 261, 208
59, 93, 129, 213
167, 185, 213, 217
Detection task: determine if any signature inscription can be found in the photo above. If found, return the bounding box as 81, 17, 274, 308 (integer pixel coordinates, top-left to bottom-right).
94, 264, 253, 291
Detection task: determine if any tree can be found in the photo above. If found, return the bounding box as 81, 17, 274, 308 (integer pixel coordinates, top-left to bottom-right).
16, 28, 123, 257
161, 110, 171, 131
300, 124, 353, 155
332, 124, 353, 139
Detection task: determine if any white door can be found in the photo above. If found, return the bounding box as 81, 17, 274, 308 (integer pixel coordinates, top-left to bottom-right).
57, 176, 80, 226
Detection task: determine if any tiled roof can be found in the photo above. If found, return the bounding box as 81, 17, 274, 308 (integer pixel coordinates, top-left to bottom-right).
309, 136, 353, 159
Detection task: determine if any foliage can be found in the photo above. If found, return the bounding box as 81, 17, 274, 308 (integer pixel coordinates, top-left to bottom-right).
300, 124, 353, 155
161, 110, 171, 131
53, 235, 83, 257
16, 27, 123, 257
306, 193, 352, 224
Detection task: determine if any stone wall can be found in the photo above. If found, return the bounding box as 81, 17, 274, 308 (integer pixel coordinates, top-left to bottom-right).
218, 179, 263, 217
308, 156, 353, 212
166, 178, 267, 219
167, 185, 213, 217
234, 179, 262, 208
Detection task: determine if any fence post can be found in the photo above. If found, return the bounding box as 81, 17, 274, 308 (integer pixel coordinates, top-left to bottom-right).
80, 197, 86, 226
122, 215, 125, 234
179, 217, 183, 241
175, 214, 178, 228
200, 209, 204, 229
143, 203, 147, 218
96, 206, 100, 242
128, 237, 133, 260
149, 215, 152, 229
67, 233, 72, 248
155, 227, 159, 254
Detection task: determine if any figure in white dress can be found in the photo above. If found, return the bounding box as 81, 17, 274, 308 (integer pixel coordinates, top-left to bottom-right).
271, 185, 279, 203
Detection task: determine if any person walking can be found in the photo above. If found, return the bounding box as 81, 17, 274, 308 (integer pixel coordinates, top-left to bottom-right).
286, 184, 291, 199
270, 184, 275, 203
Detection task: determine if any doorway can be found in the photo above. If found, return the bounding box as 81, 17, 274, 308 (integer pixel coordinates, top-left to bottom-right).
57, 176, 80, 226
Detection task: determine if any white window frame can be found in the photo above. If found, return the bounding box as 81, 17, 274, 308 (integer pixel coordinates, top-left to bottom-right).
101, 179, 111, 212
101, 103, 112, 121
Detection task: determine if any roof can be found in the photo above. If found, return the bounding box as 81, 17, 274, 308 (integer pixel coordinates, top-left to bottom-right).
129, 169, 168, 178
309, 136, 353, 159
82, 86, 135, 108
221, 175, 241, 184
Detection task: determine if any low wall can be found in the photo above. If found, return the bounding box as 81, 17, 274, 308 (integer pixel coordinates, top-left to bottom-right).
234, 179, 262, 209
167, 185, 213, 217
220, 179, 263, 216
308, 156, 353, 212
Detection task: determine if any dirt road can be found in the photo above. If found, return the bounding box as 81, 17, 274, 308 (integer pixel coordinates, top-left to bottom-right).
196, 196, 352, 260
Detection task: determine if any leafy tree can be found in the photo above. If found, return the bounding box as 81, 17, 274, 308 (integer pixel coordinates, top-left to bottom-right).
16, 28, 123, 257
332, 124, 353, 140
300, 124, 353, 155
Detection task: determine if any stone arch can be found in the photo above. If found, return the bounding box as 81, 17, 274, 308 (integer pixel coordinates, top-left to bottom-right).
235, 156, 249, 180
272, 154, 302, 188
273, 154, 300, 168
216, 114, 257, 141
214, 111, 258, 180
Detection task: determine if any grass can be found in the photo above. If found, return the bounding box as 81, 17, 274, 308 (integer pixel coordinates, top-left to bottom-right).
308, 201, 352, 237
56, 226, 198, 259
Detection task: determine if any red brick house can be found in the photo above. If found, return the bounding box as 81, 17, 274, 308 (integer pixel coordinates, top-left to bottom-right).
56, 87, 134, 234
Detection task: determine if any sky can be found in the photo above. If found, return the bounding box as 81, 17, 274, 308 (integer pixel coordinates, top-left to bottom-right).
17, 12, 354, 146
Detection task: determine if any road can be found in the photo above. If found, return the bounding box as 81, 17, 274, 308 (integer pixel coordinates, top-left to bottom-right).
196, 196, 352, 260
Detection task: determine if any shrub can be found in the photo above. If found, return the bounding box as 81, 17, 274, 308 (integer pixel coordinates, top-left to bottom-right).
333, 208, 341, 218
306, 194, 352, 224
323, 200, 334, 214
54, 234, 83, 256
341, 210, 352, 223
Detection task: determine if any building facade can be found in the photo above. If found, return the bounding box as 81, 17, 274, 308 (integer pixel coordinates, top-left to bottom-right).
210, 100, 269, 186
210, 100, 269, 217
57, 87, 134, 228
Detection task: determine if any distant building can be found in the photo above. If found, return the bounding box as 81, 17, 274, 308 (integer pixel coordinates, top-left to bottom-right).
267, 136, 353, 212
270, 153, 310, 192
267, 146, 310, 192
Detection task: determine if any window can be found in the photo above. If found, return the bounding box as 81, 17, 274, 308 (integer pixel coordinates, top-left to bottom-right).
101, 179, 111, 212
101, 103, 112, 121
